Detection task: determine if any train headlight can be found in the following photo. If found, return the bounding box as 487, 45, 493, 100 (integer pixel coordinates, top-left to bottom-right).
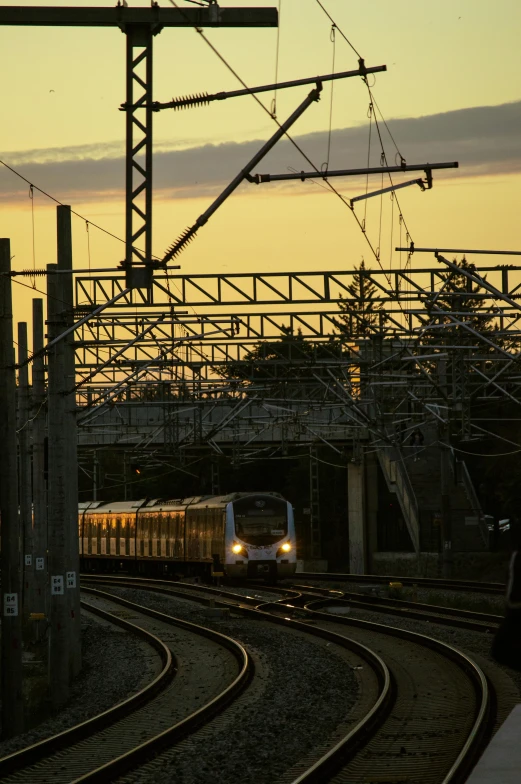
232, 543, 243, 554
281, 543, 291, 552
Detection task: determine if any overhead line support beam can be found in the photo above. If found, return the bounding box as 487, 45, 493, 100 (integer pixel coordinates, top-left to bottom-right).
0, 5, 277, 282
395, 246, 521, 256
249, 161, 459, 184
0, 7, 278, 28
153, 63, 386, 111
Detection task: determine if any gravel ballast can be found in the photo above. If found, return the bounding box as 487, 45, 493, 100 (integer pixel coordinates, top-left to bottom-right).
104, 586, 361, 784
0, 609, 160, 758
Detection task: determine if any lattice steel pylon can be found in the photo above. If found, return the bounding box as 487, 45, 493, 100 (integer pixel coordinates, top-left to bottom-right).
123, 22, 157, 280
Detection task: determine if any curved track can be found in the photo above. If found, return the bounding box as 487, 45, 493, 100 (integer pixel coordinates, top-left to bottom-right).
0, 589, 249, 784
81, 574, 496, 784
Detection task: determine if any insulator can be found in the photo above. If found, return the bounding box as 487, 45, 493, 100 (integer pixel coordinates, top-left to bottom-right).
169, 92, 211, 110
163, 225, 198, 264
11, 269, 48, 277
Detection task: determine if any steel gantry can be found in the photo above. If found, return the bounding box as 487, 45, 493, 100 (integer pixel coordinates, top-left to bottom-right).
67, 253, 521, 454
0, 4, 278, 282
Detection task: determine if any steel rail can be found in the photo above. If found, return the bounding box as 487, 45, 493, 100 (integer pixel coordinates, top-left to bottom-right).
0, 598, 174, 778
295, 601, 493, 784
82, 574, 495, 784
81, 575, 395, 778
296, 571, 506, 594
69, 586, 251, 783
290, 583, 502, 630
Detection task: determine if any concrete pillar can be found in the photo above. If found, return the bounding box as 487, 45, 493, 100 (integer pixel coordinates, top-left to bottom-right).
57, 206, 81, 679
47, 262, 70, 708
365, 450, 379, 572
17, 323, 33, 627
0, 238, 24, 736
31, 298, 48, 627
348, 459, 366, 574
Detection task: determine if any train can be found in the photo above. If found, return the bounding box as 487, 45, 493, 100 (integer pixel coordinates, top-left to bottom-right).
79, 491, 297, 581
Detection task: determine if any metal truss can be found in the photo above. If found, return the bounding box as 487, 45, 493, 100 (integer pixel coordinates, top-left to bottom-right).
66, 255, 521, 454
123, 23, 154, 269
75, 265, 521, 310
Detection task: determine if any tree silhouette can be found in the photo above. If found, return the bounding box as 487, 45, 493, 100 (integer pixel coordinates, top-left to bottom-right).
224, 325, 315, 384
333, 260, 384, 338
419, 257, 499, 349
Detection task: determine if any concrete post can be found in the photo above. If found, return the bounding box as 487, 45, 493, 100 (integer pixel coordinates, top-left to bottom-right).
365, 450, 379, 572
348, 457, 366, 574
31, 298, 48, 627
438, 359, 453, 578
17, 323, 33, 627
57, 205, 81, 678
440, 421, 453, 578
47, 262, 70, 708
0, 238, 24, 737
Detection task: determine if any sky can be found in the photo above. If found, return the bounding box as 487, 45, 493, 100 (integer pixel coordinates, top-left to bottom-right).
1, 0, 521, 336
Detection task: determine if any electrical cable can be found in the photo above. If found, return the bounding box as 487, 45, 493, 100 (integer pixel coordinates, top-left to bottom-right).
311, 1, 416, 275
271, 0, 283, 118
165, 0, 391, 277
313, 0, 362, 58
29, 184, 36, 288
322, 23, 336, 172
0, 157, 162, 262
438, 441, 521, 458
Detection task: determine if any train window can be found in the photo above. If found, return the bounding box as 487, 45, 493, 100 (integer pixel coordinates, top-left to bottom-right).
100, 515, 107, 555
109, 515, 117, 555
233, 496, 288, 544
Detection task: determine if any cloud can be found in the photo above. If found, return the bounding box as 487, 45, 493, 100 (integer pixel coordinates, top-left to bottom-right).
1, 100, 520, 204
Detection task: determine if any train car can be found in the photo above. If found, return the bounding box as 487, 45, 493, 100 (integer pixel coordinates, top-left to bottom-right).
79, 492, 296, 581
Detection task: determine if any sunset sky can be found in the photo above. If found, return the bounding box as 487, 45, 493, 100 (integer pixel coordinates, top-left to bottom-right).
1, 0, 521, 333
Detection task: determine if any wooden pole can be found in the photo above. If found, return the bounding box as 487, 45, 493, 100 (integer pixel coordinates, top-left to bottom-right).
0, 238, 24, 737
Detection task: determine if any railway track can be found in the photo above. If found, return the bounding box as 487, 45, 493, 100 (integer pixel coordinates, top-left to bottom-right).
0, 588, 250, 783
288, 582, 503, 632
80, 574, 497, 784
297, 571, 506, 594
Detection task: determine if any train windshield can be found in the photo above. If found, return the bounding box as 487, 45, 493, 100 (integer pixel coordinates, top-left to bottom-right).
233, 495, 287, 544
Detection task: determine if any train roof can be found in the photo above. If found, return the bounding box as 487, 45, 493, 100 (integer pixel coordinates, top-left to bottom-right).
79, 492, 286, 514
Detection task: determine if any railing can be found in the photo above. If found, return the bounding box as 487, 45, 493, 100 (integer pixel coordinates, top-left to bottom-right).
377, 447, 420, 553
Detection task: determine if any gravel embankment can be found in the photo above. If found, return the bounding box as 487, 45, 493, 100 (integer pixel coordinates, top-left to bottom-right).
104, 586, 360, 784
0, 610, 158, 758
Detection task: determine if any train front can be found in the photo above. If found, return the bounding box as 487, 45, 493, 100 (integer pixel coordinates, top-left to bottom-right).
224, 493, 296, 581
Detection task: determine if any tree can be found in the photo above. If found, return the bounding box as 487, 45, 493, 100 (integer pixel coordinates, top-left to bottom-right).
418, 257, 499, 351
223, 325, 315, 384
333, 260, 385, 338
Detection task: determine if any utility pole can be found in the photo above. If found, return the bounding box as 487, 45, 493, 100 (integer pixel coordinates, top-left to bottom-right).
47, 261, 70, 707
57, 205, 81, 678
439, 359, 452, 578
31, 298, 48, 634
0, 238, 24, 737
17, 323, 33, 631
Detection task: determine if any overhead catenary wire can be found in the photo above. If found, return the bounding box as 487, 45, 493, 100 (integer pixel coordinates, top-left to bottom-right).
322, 23, 336, 172
165, 0, 394, 277
0, 157, 162, 263
271, 0, 283, 118
29, 184, 36, 288
312, 0, 416, 266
